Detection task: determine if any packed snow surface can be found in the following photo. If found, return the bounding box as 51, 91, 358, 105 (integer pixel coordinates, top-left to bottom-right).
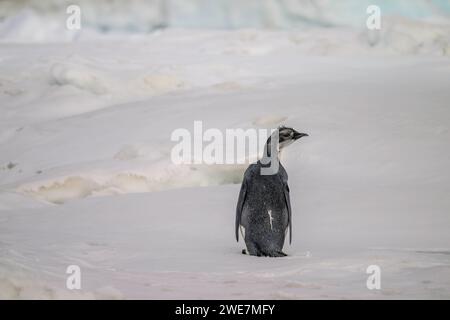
0, 12, 450, 299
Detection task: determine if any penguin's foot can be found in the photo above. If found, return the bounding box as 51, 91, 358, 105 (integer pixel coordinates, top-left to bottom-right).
244, 248, 287, 257
266, 251, 288, 257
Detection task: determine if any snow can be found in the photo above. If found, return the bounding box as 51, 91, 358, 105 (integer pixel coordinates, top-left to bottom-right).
1, 2, 450, 299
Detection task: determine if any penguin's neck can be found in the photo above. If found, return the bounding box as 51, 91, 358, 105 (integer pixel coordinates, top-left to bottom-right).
261, 142, 282, 166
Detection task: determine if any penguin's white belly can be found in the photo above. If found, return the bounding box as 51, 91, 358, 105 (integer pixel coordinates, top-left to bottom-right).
240, 225, 245, 239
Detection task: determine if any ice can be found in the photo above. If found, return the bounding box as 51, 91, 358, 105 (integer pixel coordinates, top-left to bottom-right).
1, 1, 450, 33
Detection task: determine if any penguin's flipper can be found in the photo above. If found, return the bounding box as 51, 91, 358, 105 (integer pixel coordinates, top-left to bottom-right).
235, 179, 247, 242
283, 183, 292, 244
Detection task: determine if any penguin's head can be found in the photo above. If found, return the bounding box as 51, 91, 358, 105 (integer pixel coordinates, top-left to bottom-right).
263, 126, 308, 157
277, 125, 308, 150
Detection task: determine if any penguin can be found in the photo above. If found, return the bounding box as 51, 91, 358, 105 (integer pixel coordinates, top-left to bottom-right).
235, 126, 308, 257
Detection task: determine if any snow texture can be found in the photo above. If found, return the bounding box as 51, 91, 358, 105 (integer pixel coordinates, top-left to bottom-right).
0, 1, 450, 299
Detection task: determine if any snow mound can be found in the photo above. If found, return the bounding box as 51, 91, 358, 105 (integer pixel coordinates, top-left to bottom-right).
18, 164, 247, 204
21, 176, 100, 205
50, 63, 109, 95
141, 74, 186, 94
49, 60, 189, 100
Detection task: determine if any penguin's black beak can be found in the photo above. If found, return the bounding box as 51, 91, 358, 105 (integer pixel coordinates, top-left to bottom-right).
293, 131, 309, 140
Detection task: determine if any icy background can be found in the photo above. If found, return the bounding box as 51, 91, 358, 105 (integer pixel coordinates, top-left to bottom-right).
1, 0, 450, 31
0, 0, 449, 299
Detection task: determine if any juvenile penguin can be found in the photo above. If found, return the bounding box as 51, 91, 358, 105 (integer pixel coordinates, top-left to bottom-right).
235, 126, 308, 257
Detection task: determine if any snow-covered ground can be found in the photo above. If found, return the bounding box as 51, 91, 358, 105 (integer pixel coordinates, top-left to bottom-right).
1, 3, 450, 299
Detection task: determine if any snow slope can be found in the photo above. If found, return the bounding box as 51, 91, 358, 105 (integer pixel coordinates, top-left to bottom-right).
0, 27, 450, 299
